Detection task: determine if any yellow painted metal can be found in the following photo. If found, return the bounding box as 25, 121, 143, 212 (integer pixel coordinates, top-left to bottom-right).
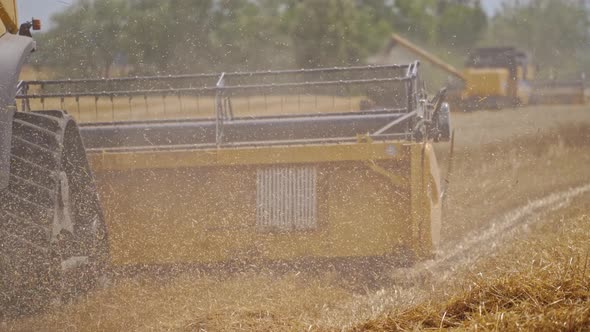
390, 33, 467, 82
425, 144, 442, 250
0, 0, 18, 34
363, 159, 408, 189
526, 64, 536, 80
516, 66, 524, 80
462, 68, 510, 99
90, 141, 441, 266
408, 144, 439, 259
88, 142, 406, 171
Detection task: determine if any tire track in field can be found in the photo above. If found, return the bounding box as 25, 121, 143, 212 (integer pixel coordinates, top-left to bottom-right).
311, 183, 590, 329
414, 183, 590, 281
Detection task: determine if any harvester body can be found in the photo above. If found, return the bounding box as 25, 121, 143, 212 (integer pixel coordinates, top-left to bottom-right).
0, 0, 33, 189
17, 63, 449, 266
458, 47, 535, 109
1, 1, 108, 315
388, 33, 584, 110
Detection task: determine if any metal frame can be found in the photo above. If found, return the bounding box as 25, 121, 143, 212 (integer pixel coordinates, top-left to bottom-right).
16, 62, 431, 148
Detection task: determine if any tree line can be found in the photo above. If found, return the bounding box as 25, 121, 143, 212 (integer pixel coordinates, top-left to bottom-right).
30, 0, 589, 79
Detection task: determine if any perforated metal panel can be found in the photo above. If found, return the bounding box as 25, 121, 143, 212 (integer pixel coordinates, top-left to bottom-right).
256, 166, 317, 231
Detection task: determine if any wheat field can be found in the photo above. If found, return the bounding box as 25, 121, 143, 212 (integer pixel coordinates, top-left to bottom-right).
4, 105, 590, 331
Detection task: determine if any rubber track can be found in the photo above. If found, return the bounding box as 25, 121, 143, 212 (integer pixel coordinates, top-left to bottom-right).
0, 112, 65, 256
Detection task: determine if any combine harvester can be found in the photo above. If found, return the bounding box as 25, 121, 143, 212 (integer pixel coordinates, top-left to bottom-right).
16, 63, 451, 271
4, 0, 450, 315
387, 33, 585, 110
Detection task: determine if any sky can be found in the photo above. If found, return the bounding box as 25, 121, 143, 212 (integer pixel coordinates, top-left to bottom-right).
17, 0, 507, 30
17, 0, 72, 28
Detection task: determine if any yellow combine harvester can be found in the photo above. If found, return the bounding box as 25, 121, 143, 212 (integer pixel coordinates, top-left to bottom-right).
16, 63, 451, 268
4, 0, 451, 315
389, 33, 585, 110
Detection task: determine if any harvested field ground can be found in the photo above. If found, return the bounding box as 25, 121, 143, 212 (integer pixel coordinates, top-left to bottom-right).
357, 192, 590, 331
3, 105, 590, 331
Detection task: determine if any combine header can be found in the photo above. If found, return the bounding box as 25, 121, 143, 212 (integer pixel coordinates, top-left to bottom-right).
16, 62, 450, 267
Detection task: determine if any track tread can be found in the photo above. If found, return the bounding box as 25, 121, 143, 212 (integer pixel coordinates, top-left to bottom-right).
0, 229, 48, 254
13, 111, 63, 132
10, 155, 58, 189
12, 119, 61, 150
1, 110, 108, 318
8, 174, 55, 207
0, 210, 50, 235
0, 112, 67, 253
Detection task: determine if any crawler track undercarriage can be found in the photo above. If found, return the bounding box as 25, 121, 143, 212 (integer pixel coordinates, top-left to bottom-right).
0, 111, 108, 317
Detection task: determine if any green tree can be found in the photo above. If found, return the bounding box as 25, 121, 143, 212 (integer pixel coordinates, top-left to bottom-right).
285, 0, 390, 68
391, 0, 438, 43
35, 0, 443, 76
124, 0, 215, 74
436, 0, 487, 48
487, 0, 589, 77
209, 0, 292, 71
33, 0, 128, 77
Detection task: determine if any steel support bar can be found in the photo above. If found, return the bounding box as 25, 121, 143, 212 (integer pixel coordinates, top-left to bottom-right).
372, 110, 416, 136
16, 76, 416, 100
215, 72, 226, 146
80, 112, 408, 150
19, 64, 411, 86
